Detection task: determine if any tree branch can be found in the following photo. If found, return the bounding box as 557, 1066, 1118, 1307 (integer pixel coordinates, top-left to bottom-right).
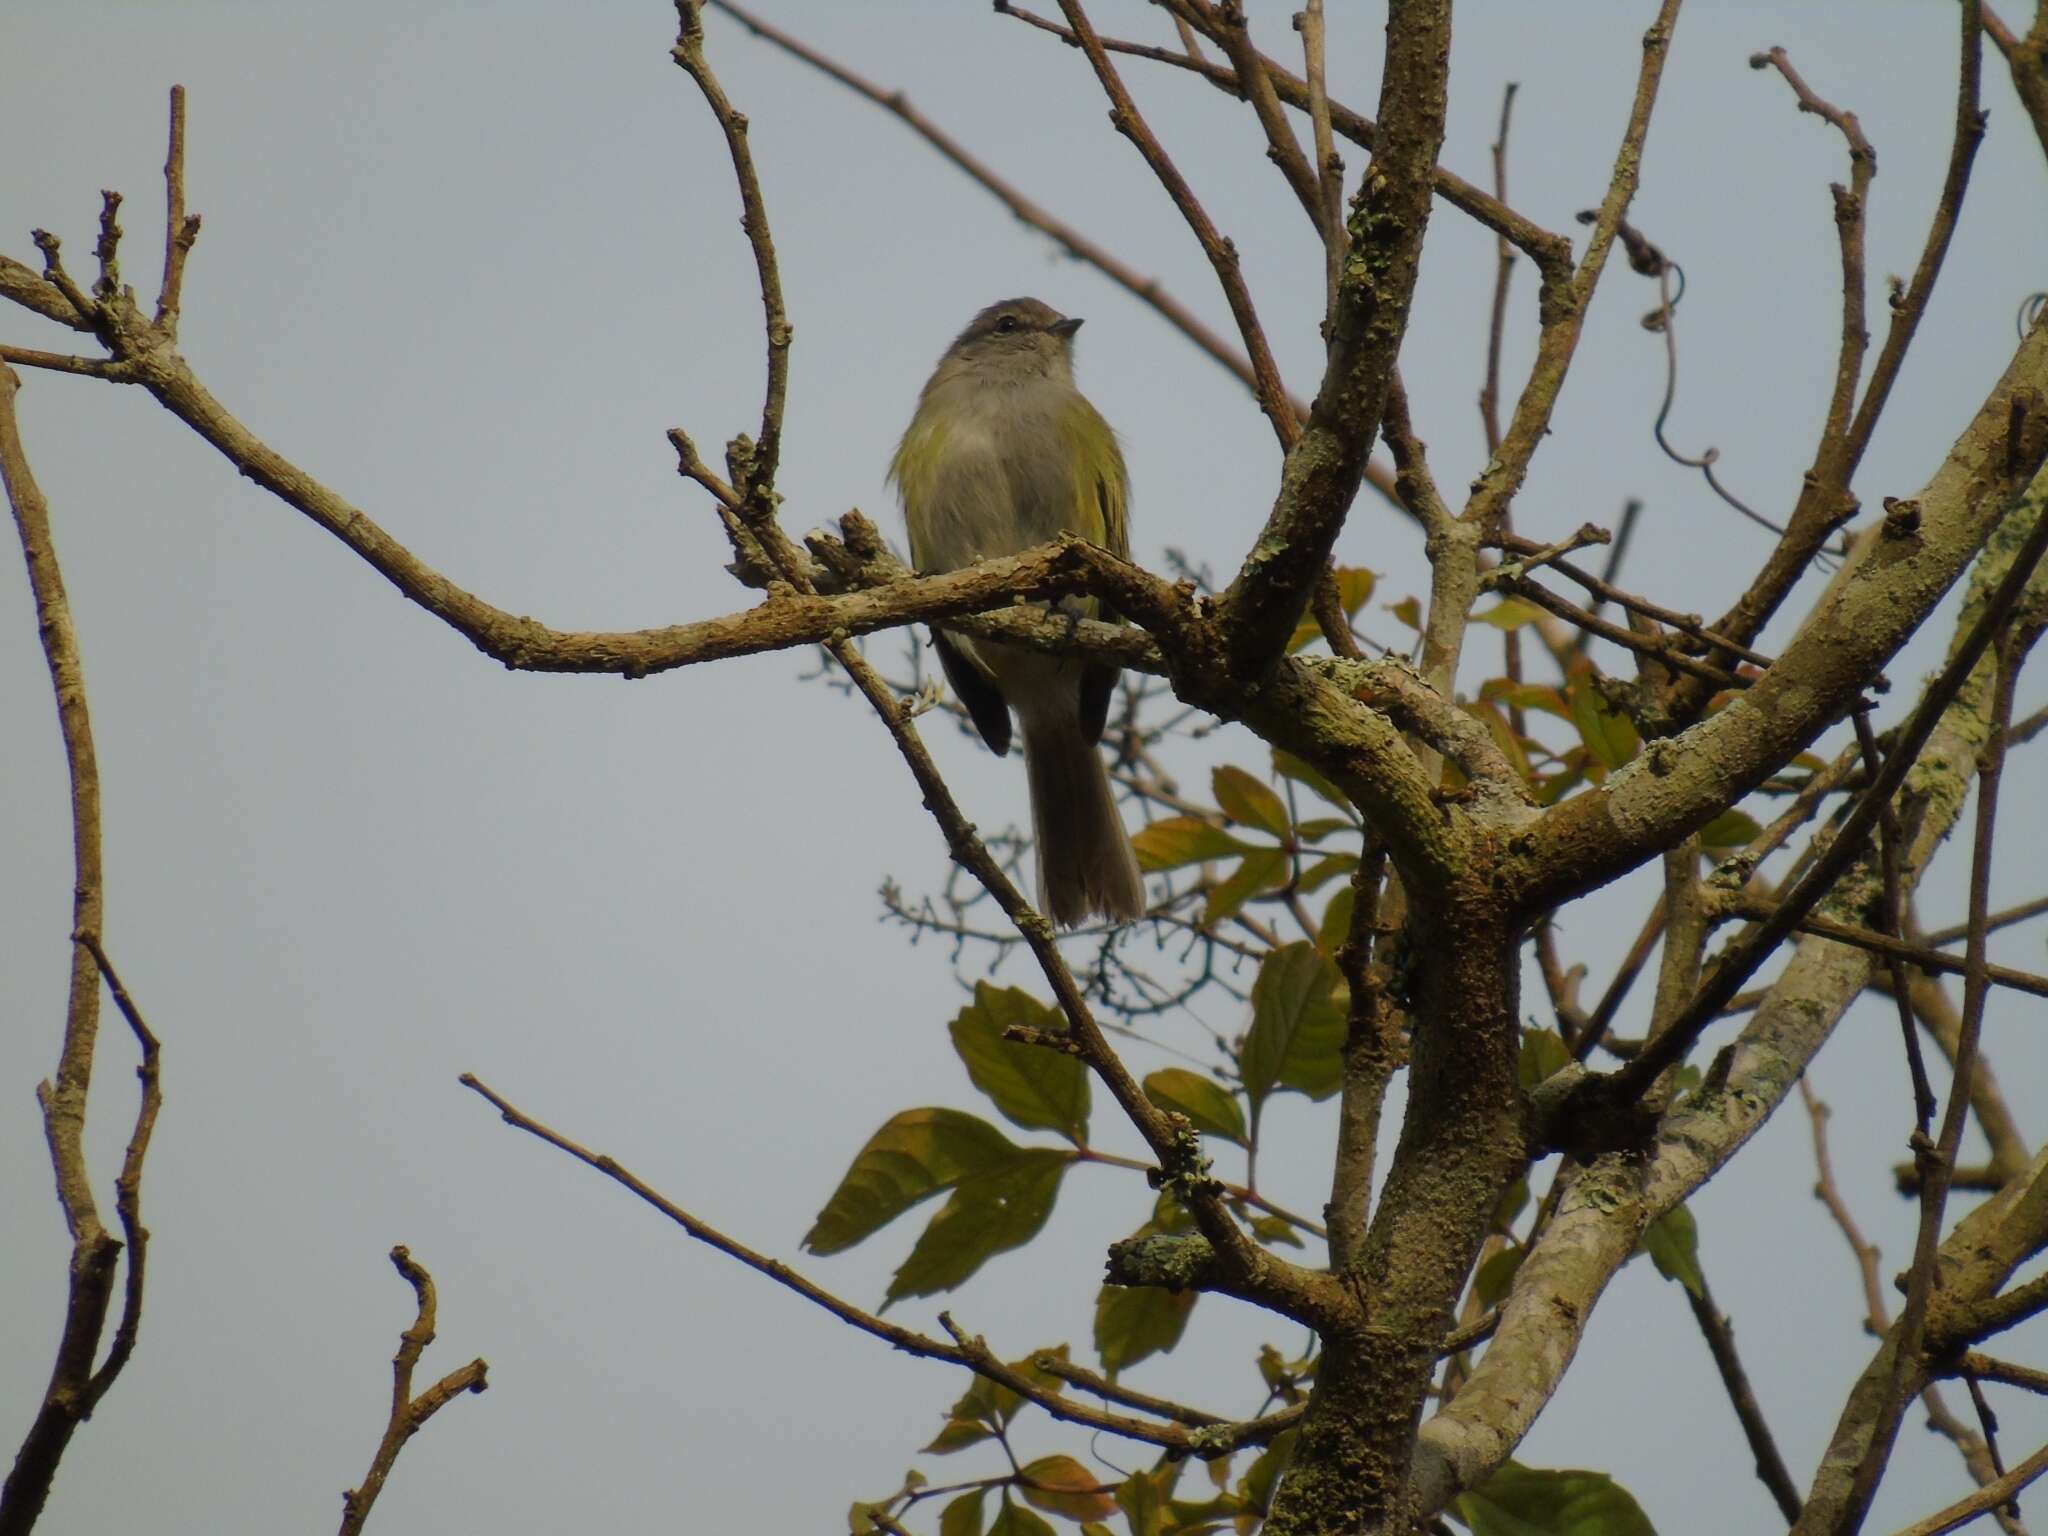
0, 362, 159, 1536
458, 1074, 1298, 1456
336, 1248, 488, 1536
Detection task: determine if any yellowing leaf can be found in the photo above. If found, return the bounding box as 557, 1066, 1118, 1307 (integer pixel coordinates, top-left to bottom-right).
1212, 766, 1291, 840
1285, 568, 1377, 652
940, 1489, 988, 1536
1517, 1029, 1570, 1090
1203, 848, 1289, 927
1117, 1469, 1177, 1536
950, 983, 1090, 1143
1020, 1455, 1117, 1521
805, 1108, 1020, 1255
924, 1417, 996, 1454
1480, 678, 1573, 720
988, 1499, 1057, 1536
1273, 749, 1356, 817
1131, 815, 1252, 872
1474, 598, 1546, 629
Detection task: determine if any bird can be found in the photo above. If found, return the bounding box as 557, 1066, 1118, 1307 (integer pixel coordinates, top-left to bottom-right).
889, 296, 1146, 929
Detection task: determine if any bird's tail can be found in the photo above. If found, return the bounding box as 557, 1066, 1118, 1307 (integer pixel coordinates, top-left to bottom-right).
1021, 716, 1145, 929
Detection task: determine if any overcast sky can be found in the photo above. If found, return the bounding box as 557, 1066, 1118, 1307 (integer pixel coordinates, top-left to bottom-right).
3, 3, 2046, 1533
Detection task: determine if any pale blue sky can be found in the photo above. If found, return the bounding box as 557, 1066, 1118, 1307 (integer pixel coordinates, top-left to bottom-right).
2, 4, 2045, 1533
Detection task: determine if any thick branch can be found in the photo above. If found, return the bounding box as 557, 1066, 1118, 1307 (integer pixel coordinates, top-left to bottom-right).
1518, 325, 2048, 914
1213, 0, 1451, 679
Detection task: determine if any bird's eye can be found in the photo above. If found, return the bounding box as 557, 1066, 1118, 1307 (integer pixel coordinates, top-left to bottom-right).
994, 315, 1019, 334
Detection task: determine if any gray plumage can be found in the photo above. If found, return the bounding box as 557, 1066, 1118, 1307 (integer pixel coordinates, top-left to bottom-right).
890, 298, 1145, 929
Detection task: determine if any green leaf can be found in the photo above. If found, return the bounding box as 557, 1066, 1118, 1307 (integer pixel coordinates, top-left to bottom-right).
962, 1344, 1069, 1430
1143, 1068, 1248, 1145
1475, 597, 1546, 629
1449, 1461, 1657, 1536
1021, 1455, 1118, 1521
1163, 1493, 1241, 1530
1390, 594, 1422, 630
1212, 766, 1291, 840
1246, 1211, 1306, 1248
1316, 884, 1355, 957
1638, 1203, 1704, 1299
1095, 1282, 1198, 1375
951, 983, 1090, 1143
1203, 848, 1289, 927
1238, 1428, 1298, 1516
1517, 1028, 1570, 1091
887, 1149, 1072, 1304
1131, 816, 1252, 872
849, 1501, 882, 1533
924, 1417, 997, 1454
806, 1108, 1022, 1255
1296, 852, 1357, 895
1240, 943, 1346, 1106
1475, 1246, 1526, 1310
990, 1499, 1058, 1536
1494, 1177, 1530, 1232
1293, 816, 1354, 842
1568, 682, 1640, 774
941, 1489, 988, 1536
1698, 808, 1761, 850
1272, 750, 1356, 817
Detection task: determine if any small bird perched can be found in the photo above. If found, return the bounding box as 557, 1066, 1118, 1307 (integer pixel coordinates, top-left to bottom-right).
890, 297, 1146, 929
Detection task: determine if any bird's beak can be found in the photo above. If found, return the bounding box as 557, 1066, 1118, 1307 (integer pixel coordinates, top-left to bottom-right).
1051, 316, 1084, 339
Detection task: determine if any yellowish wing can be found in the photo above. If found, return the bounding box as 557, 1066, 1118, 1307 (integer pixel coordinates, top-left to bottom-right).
1059, 396, 1129, 558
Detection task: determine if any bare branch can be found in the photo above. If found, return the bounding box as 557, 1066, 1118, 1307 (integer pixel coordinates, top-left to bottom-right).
0, 361, 157, 1536
1892, 1438, 2048, 1536
336, 1248, 488, 1536
459, 1074, 1296, 1455
672, 1, 790, 509
154, 86, 199, 333
1685, 1276, 1803, 1523
1019, 0, 1573, 278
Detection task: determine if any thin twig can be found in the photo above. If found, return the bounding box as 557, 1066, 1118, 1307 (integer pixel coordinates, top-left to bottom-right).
1686, 1277, 1803, 1522
459, 1074, 1296, 1455
1007, 0, 1572, 277
154, 85, 200, 333
0, 362, 153, 1536
1716, 895, 2048, 1002
1479, 82, 1519, 455
1891, 1439, 2048, 1536
703, 0, 1332, 438
1296, 0, 1345, 316
673, 1, 791, 506
1611, 495, 2048, 1098
1053, 0, 1296, 452
336, 1248, 489, 1536
1840, 608, 2039, 1531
